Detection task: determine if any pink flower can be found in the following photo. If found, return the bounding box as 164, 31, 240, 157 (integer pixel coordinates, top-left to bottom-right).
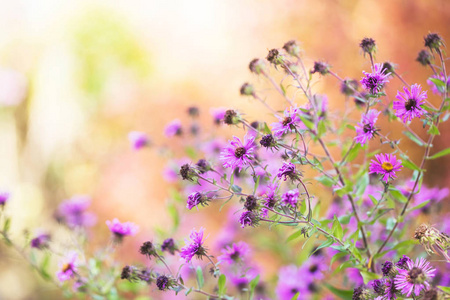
369, 153, 402, 183
393, 84, 427, 123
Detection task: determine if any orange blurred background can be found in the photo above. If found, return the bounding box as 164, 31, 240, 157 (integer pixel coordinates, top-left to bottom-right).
0, 0, 449, 299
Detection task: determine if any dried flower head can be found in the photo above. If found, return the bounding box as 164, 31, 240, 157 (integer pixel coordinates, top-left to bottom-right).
283, 40, 301, 57
415, 224, 450, 261
249, 58, 267, 74
416, 49, 433, 66
179, 164, 198, 182
424, 33, 444, 52
223, 109, 240, 125
139, 241, 158, 259
360, 37, 377, 55
240, 82, 255, 96
311, 61, 330, 75
161, 238, 177, 255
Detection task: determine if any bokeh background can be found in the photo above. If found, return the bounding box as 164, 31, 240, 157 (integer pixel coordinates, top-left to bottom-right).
0, 0, 449, 299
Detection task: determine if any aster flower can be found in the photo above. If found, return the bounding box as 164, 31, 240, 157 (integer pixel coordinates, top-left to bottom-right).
369, 153, 402, 183
271, 107, 301, 137
276, 265, 309, 299
56, 196, 97, 228
30, 233, 51, 250
360, 63, 390, 94
106, 218, 139, 239
139, 241, 157, 259
383, 278, 397, 300
303, 255, 327, 281
161, 238, 177, 254
244, 195, 258, 211
220, 135, 256, 171
164, 119, 182, 137
260, 134, 276, 149
56, 252, 78, 282
128, 131, 150, 150
382, 261, 394, 277
394, 257, 436, 297
156, 275, 170, 291
239, 211, 259, 228
261, 184, 278, 208
0, 191, 10, 206
218, 241, 250, 264
180, 228, 207, 262
427, 73, 450, 95
396, 255, 411, 269
210, 107, 226, 125
277, 162, 301, 181
281, 189, 299, 207
354, 109, 380, 145
393, 84, 427, 123
187, 192, 208, 210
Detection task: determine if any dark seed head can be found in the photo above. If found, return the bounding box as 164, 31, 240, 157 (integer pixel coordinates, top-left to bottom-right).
283, 40, 301, 57
360, 37, 377, 54
234, 147, 246, 158
244, 195, 258, 211
311, 61, 330, 75
260, 134, 275, 148
424, 33, 444, 51
416, 49, 433, 66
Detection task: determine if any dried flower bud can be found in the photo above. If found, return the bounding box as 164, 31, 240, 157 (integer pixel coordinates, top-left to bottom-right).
250, 121, 259, 129
382, 62, 395, 74
266, 49, 285, 65
260, 134, 276, 148
179, 164, 198, 182
156, 275, 172, 291
223, 109, 240, 125
161, 238, 177, 255
139, 241, 158, 259
415, 224, 450, 260
311, 61, 330, 75
195, 159, 211, 174
187, 106, 199, 117
424, 33, 444, 52
416, 49, 433, 66
283, 40, 301, 57
360, 37, 377, 55
352, 286, 370, 300
249, 58, 267, 74
240, 83, 255, 96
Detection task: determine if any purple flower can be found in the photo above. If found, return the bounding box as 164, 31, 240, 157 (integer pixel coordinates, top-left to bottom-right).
427, 73, 450, 95
369, 153, 402, 183
277, 162, 300, 181
239, 211, 258, 228
220, 135, 256, 171
360, 63, 390, 94
281, 189, 299, 207
187, 192, 207, 210
106, 218, 139, 238
383, 278, 397, 299
164, 119, 182, 137
271, 107, 301, 137
218, 241, 250, 264
303, 255, 327, 281
180, 228, 207, 263
30, 233, 51, 249
394, 257, 436, 297
161, 238, 177, 254
276, 265, 309, 299
56, 252, 78, 282
128, 131, 150, 150
382, 261, 394, 277
210, 107, 226, 125
396, 255, 411, 269
0, 191, 10, 206
56, 196, 96, 228
354, 109, 380, 145
261, 184, 278, 208
393, 84, 427, 123
156, 275, 169, 290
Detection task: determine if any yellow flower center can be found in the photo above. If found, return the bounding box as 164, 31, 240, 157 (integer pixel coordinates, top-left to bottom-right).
62, 263, 72, 272
382, 162, 394, 172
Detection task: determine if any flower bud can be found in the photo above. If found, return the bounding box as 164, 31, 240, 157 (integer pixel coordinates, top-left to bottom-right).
244, 195, 258, 211
161, 238, 177, 255
249, 58, 267, 74
240, 83, 255, 96
179, 164, 198, 182
359, 37, 377, 55
266, 49, 285, 65
310, 61, 330, 75
187, 106, 199, 117
416, 49, 433, 66
283, 40, 301, 57
382, 62, 395, 74
341, 79, 359, 96
260, 134, 276, 148
223, 109, 241, 125
424, 33, 444, 52
195, 159, 211, 174
352, 286, 370, 300
139, 241, 158, 259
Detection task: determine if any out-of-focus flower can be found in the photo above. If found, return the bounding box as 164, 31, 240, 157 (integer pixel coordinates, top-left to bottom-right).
210, 107, 227, 125
0, 191, 10, 207
427, 73, 450, 95
272, 107, 301, 137
393, 84, 427, 123
161, 238, 177, 255
164, 119, 182, 137
354, 109, 380, 145
360, 63, 390, 94
106, 218, 139, 239
218, 241, 250, 265
128, 131, 150, 150
187, 192, 209, 210
276, 265, 309, 299
369, 153, 402, 183
56, 196, 96, 228
239, 211, 259, 228
281, 189, 299, 207
310, 61, 330, 75
180, 228, 207, 263
394, 257, 435, 297
0, 68, 27, 107
416, 49, 433, 66
277, 162, 301, 181
424, 33, 444, 52
220, 135, 256, 171
56, 252, 78, 282
360, 37, 376, 55
30, 233, 51, 250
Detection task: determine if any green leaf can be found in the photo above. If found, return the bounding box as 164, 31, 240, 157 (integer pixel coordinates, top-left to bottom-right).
316, 175, 336, 187
286, 229, 304, 243
346, 143, 362, 163
299, 115, 315, 131
399, 154, 421, 171
310, 238, 334, 256
406, 200, 430, 213
3, 217, 11, 233
429, 77, 445, 88
218, 274, 226, 296
437, 285, 450, 294
402, 131, 425, 146
196, 266, 204, 289
290, 292, 300, 300
360, 271, 380, 284
388, 187, 408, 203
185, 287, 193, 296
248, 275, 260, 300
324, 284, 354, 299
167, 203, 179, 230
231, 184, 242, 193
427, 124, 440, 135
332, 216, 344, 240
427, 147, 450, 160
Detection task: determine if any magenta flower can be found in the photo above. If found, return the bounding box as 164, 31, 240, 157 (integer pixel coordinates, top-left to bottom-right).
164, 119, 182, 137
271, 107, 301, 137
187, 192, 208, 210
394, 257, 436, 297
30, 233, 51, 249
369, 153, 402, 183
56, 196, 97, 228
276, 265, 309, 299
281, 189, 299, 207
180, 228, 207, 262
393, 84, 427, 123
128, 131, 150, 150
220, 135, 256, 171
277, 162, 300, 181
210, 107, 226, 125
106, 218, 139, 238
56, 252, 78, 282
239, 211, 258, 228
354, 109, 380, 145
0, 191, 10, 206
218, 241, 250, 264
360, 63, 390, 94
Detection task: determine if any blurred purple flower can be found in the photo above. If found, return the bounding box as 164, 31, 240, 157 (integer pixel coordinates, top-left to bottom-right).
354, 109, 380, 145
164, 119, 182, 137
106, 218, 139, 238
56, 252, 78, 282
30, 233, 51, 249
218, 241, 250, 265
56, 196, 96, 228
281, 189, 299, 207
128, 131, 150, 150
0, 191, 10, 206
276, 265, 310, 299
180, 228, 207, 263
239, 211, 258, 228
210, 107, 226, 125
394, 257, 435, 297
427, 73, 450, 95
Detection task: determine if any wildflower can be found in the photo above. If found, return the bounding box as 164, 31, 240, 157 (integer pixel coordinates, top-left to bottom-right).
372, 279, 385, 295
360, 37, 376, 55
262, 184, 278, 208
281, 189, 299, 207
30, 233, 51, 250
244, 195, 258, 211
56, 252, 78, 282
195, 159, 211, 174
393, 84, 427, 122
424, 33, 444, 52
180, 228, 207, 262
341, 79, 359, 96
106, 218, 139, 240
360, 63, 390, 94
187, 106, 199, 117
187, 192, 209, 210
271, 106, 301, 137
354, 109, 380, 145
139, 241, 158, 259
304, 255, 327, 281
422, 287, 442, 300
56, 196, 96, 228
414, 224, 450, 260
394, 257, 436, 297
260, 134, 276, 148
220, 135, 256, 171
384, 279, 397, 300
240, 82, 254, 96
266, 49, 285, 65
311, 61, 330, 75
276, 265, 309, 299
218, 241, 250, 264
239, 211, 259, 228
352, 286, 370, 300
0, 191, 10, 207
416, 49, 433, 66
381, 261, 395, 277
223, 109, 240, 125
249, 58, 267, 74
161, 238, 177, 254
164, 119, 182, 137
427, 73, 450, 95
382, 61, 395, 74
369, 153, 402, 183
156, 275, 170, 291
283, 40, 301, 57
210, 107, 226, 125
128, 131, 150, 150
396, 255, 412, 269
121, 266, 136, 281
179, 164, 198, 182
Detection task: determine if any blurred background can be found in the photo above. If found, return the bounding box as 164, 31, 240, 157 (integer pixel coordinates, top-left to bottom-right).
0, 0, 449, 299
